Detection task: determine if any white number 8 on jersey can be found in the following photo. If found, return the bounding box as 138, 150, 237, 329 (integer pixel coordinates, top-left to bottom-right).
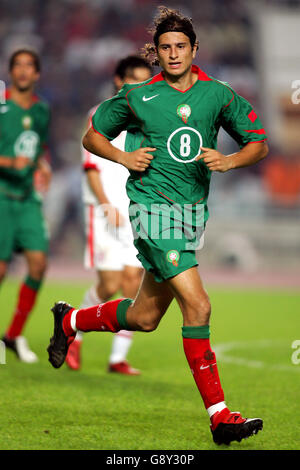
167, 126, 202, 164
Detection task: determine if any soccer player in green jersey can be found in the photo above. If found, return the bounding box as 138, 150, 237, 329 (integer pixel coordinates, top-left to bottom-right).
48, 7, 268, 445
0, 48, 51, 363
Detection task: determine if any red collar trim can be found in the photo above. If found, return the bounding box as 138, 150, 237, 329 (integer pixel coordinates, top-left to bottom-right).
5, 88, 40, 105
193, 64, 212, 81
147, 65, 211, 91
148, 73, 164, 85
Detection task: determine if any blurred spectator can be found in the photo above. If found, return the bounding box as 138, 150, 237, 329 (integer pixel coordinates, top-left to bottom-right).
263, 153, 300, 207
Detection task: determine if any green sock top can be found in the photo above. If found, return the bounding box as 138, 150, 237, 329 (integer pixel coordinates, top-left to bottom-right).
116, 299, 134, 330
25, 275, 42, 291
182, 325, 210, 339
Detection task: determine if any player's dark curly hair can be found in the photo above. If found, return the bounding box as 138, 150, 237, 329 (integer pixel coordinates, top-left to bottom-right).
142, 6, 198, 66
114, 55, 152, 79
9, 48, 41, 72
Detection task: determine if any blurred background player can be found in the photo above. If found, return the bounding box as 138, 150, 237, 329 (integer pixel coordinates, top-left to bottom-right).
0, 48, 51, 363
65, 56, 152, 374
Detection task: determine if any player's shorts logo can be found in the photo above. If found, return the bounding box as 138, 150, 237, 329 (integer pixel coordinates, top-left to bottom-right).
167, 126, 202, 164
177, 104, 191, 123
14, 130, 40, 160
166, 250, 180, 267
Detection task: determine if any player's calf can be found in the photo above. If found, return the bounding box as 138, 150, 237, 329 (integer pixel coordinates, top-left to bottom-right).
48, 298, 136, 370
65, 338, 82, 370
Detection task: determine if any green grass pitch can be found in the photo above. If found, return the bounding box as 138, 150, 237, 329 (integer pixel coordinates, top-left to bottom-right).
0, 278, 299, 450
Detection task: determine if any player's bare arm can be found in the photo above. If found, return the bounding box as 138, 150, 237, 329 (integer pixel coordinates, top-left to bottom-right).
86, 168, 125, 227
0, 155, 32, 170
35, 157, 52, 192
197, 142, 269, 172
82, 127, 156, 172
0, 156, 17, 168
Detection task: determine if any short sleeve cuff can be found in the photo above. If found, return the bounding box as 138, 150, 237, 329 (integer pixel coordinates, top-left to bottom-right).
83, 162, 100, 171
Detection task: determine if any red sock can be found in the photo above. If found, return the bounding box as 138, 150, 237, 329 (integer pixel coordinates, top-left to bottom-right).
183, 337, 225, 409
6, 283, 38, 339
63, 298, 125, 336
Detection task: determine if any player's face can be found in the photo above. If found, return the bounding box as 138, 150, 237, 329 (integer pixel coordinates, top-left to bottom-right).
10, 53, 40, 92
156, 32, 197, 78
124, 67, 151, 85
114, 66, 152, 91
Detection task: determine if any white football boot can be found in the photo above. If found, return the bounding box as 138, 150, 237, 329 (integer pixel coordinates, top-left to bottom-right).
2, 335, 38, 363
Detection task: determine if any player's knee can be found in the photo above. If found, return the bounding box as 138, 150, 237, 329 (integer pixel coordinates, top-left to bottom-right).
122, 269, 142, 290
123, 272, 139, 287
101, 280, 119, 300
122, 277, 141, 298
28, 257, 47, 280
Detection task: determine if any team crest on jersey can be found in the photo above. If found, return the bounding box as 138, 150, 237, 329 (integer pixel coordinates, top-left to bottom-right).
166, 250, 180, 267
177, 104, 191, 123
22, 115, 32, 129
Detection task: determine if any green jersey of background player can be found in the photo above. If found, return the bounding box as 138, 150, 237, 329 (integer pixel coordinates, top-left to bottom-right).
48, 6, 268, 446
0, 48, 51, 363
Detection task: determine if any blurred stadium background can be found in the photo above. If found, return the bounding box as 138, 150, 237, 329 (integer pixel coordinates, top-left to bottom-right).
0, 0, 299, 286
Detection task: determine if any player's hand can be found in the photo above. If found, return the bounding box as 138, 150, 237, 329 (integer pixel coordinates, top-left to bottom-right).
34, 163, 52, 193
104, 205, 126, 227
121, 147, 156, 172
196, 147, 233, 172
13, 155, 32, 170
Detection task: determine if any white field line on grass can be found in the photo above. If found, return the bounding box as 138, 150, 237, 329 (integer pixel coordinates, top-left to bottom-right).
214, 339, 300, 373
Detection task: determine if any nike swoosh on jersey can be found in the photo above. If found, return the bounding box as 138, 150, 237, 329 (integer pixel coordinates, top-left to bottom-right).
142, 94, 159, 102
200, 363, 216, 370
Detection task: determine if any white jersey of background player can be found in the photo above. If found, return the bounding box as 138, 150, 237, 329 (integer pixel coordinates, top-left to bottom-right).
65, 56, 152, 374
82, 117, 139, 272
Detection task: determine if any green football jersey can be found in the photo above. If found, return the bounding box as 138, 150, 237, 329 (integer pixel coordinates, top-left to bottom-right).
0, 90, 50, 199
92, 65, 267, 223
